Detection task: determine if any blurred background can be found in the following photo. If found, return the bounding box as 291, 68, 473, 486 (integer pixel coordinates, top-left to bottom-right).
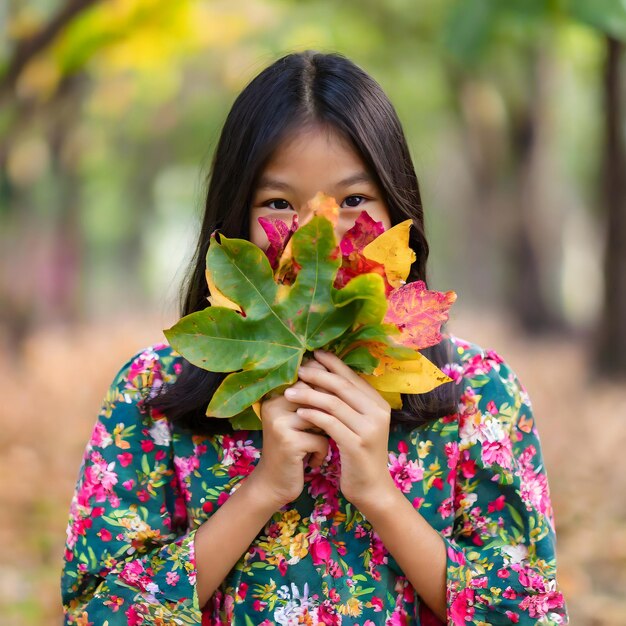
1, 0, 625, 624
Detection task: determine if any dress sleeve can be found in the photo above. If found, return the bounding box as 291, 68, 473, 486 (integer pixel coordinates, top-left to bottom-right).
60, 346, 202, 625
443, 349, 568, 625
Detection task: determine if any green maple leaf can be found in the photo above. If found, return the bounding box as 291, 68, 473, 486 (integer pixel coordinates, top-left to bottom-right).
163, 215, 388, 421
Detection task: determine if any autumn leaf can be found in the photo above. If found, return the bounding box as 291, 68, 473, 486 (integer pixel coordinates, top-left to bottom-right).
383, 280, 457, 349
362, 219, 416, 288
335, 210, 392, 292
164, 214, 376, 418
361, 352, 452, 394
273, 192, 339, 285
339, 210, 385, 256
205, 268, 242, 312
258, 213, 298, 270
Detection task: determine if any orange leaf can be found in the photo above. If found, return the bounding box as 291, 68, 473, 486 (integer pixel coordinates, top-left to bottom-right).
384, 281, 457, 350
307, 191, 339, 227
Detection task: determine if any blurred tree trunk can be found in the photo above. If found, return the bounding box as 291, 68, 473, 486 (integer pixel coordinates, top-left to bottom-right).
596, 36, 626, 376
507, 46, 565, 333
453, 47, 567, 332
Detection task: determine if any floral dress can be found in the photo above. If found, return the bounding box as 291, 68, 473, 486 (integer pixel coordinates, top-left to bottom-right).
60, 335, 568, 625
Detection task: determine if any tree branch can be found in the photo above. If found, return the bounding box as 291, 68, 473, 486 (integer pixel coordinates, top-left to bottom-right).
0, 0, 102, 101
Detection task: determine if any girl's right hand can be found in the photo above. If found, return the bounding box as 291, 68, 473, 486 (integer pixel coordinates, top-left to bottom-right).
249, 370, 330, 507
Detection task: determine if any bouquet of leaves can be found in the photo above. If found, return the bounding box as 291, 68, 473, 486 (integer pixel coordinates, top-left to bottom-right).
164, 193, 456, 430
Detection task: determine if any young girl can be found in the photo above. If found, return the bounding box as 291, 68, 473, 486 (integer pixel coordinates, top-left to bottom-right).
60, 51, 568, 625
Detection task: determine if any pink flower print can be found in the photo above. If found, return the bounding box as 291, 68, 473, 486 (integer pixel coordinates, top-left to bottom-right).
117, 452, 133, 467
122, 479, 134, 490
488, 495, 506, 513
485, 349, 504, 364
438, 497, 454, 518
388, 451, 424, 493
217, 491, 231, 506
221, 436, 261, 478
98, 528, 112, 541
318, 600, 342, 625
486, 400, 498, 415
463, 353, 493, 378
503, 586, 517, 600
119, 560, 146, 587
442, 362, 464, 384
387, 605, 410, 626
174, 454, 200, 480
126, 604, 145, 626
90, 421, 112, 448
519, 586, 565, 618
369, 531, 388, 568
449, 588, 475, 625
447, 543, 466, 566
481, 438, 513, 470
140, 439, 154, 453
277, 554, 288, 576
445, 441, 460, 469
459, 457, 477, 479
166, 571, 180, 586
328, 559, 343, 578
369, 596, 383, 612
505, 610, 520, 623
310, 535, 332, 565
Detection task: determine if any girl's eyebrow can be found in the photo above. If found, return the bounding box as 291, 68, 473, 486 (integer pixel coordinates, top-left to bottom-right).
256, 171, 374, 191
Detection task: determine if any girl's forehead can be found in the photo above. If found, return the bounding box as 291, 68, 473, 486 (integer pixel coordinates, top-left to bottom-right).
259, 127, 370, 187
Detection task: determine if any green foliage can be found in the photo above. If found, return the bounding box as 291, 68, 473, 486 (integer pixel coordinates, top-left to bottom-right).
164, 215, 389, 419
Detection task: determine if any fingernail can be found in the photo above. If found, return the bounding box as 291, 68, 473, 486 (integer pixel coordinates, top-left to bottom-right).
285, 388, 297, 397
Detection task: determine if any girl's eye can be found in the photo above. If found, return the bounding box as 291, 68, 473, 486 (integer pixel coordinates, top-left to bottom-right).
342, 195, 366, 208
266, 199, 292, 211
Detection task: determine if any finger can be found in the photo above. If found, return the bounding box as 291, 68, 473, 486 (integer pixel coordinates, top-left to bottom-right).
295, 406, 357, 445
285, 383, 362, 433
289, 419, 330, 467
313, 349, 390, 409
297, 365, 373, 416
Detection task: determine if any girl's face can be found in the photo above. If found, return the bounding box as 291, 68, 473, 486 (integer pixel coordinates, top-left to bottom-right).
249, 126, 392, 248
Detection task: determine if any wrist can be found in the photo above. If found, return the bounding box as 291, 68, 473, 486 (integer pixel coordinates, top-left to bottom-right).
237, 469, 285, 514
349, 477, 400, 517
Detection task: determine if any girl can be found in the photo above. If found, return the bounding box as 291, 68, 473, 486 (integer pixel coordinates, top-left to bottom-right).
60, 51, 568, 625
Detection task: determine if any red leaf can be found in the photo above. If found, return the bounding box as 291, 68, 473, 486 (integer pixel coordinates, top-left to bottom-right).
384, 280, 457, 349
258, 214, 299, 269
339, 210, 385, 255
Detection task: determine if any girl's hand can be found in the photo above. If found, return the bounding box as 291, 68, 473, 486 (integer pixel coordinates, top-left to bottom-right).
249, 360, 331, 508
284, 350, 396, 506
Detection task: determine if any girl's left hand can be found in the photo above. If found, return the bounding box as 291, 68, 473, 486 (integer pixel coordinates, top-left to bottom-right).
284, 350, 396, 506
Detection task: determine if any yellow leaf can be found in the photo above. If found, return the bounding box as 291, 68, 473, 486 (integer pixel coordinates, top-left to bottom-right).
362, 219, 416, 288
252, 400, 262, 419
377, 390, 403, 409
205, 268, 242, 312
360, 352, 451, 394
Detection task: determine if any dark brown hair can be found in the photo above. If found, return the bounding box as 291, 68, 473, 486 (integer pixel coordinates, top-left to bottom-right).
145, 50, 459, 435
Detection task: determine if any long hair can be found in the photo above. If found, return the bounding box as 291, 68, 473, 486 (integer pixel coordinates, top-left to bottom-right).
145, 50, 460, 435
